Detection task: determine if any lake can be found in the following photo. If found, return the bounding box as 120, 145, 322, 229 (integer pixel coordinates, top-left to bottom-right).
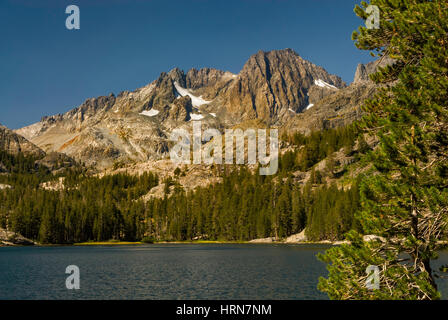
1, 244, 448, 300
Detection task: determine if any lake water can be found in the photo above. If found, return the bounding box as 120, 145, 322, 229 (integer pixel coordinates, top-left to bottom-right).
1, 244, 448, 300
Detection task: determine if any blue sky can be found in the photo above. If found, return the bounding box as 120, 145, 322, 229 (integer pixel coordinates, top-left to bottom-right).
0, 0, 374, 129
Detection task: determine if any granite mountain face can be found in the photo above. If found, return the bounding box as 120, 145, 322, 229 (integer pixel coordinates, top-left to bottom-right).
353, 56, 395, 84
12, 49, 380, 170
0, 124, 76, 174
218, 49, 346, 124
0, 125, 45, 157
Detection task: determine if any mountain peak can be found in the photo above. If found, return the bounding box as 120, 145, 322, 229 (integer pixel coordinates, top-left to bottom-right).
13, 48, 361, 170
254, 48, 298, 57
353, 56, 395, 84
221, 48, 346, 123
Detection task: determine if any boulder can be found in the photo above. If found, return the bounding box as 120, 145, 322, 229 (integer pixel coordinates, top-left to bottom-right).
0, 228, 35, 246
249, 237, 275, 243
284, 229, 307, 243
363, 234, 386, 242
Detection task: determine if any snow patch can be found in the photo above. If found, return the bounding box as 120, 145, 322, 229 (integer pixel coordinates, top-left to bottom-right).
288, 108, 297, 113
314, 79, 338, 90
174, 81, 211, 107
140, 109, 160, 117
210, 113, 217, 117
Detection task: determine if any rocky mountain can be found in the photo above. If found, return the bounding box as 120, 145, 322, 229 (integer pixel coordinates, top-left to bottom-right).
283, 56, 396, 136
283, 82, 377, 135
0, 124, 45, 157
353, 56, 395, 83
15, 49, 376, 170
217, 49, 345, 124
0, 124, 76, 173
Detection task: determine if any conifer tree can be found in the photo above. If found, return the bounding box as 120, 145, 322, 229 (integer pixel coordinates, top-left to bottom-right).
319, 0, 448, 300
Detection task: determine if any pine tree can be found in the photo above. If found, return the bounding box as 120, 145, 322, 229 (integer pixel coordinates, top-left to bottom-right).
319, 0, 448, 300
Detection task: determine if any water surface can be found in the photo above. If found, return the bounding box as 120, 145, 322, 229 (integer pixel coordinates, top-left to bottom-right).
1, 244, 447, 300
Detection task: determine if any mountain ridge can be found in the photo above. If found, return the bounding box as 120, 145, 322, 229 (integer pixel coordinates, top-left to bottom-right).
14, 49, 373, 170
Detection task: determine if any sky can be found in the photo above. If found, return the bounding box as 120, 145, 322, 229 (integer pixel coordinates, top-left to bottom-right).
0, 0, 375, 129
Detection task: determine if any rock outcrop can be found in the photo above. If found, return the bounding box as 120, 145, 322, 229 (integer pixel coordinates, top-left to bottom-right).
0, 124, 45, 157
164, 96, 193, 122
307, 85, 338, 106
0, 124, 76, 173
284, 82, 377, 135
0, 228, 35, 246
284, 229, 307, 243
249, 237, 275, 243
283, 55, 393, 136
353, 56, 395, 84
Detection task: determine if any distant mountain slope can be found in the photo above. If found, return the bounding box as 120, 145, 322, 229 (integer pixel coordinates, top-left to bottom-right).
15, 49, 375, 170
353, 56, 394, 84
0, 124, 45, 157
284, 82, 377, 135
0, 124, 77, 174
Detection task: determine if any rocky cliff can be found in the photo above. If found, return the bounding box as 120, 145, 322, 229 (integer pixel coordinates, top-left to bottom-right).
284, 82, 377, 135
353, 56, 395, 83
0, 124, 76, 173
0, 124, 45, 157
218, 49, 345, 124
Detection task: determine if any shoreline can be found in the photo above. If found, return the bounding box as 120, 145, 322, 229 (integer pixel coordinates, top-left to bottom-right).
3, 240, 448, 247
1, 240, 339, 247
